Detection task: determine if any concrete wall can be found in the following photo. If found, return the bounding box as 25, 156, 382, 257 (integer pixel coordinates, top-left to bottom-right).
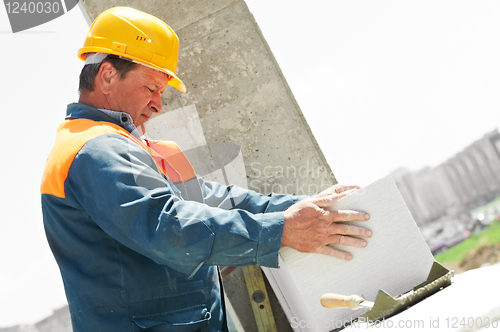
82, 0, 335, 196
81, 1, 337, 331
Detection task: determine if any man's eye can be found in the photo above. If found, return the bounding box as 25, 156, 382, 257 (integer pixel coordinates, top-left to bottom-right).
146, 87, 155, 93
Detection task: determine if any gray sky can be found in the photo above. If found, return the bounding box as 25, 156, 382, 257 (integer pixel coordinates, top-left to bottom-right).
246, 0, 500, 185
2, 0, 500, 327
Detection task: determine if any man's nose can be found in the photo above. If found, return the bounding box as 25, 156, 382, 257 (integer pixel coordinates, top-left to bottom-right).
150, 91, 162, 113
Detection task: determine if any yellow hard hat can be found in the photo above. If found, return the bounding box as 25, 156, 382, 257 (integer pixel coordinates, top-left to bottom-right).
78, 7, 186, 93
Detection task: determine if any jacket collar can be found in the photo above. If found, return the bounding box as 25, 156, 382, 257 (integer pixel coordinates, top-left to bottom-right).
66, 103, 119, 124
66, 103, 141, 139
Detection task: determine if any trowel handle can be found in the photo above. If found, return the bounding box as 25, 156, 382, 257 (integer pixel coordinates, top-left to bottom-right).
320, 293, 366, 309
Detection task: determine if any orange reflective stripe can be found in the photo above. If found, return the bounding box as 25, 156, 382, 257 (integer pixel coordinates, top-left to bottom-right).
41, 119, 195, 198
147, 140, 196, 182
41, 119, 127, 198
143, 140, 182, 183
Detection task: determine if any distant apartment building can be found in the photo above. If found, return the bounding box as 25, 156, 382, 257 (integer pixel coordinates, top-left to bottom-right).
0, 306, 70, 332
392, 129, 500, 226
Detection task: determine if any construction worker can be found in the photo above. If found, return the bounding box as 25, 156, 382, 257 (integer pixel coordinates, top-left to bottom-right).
41, 7, 372, 331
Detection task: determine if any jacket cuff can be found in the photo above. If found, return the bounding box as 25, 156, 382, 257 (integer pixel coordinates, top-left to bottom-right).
256, 212, 285, 268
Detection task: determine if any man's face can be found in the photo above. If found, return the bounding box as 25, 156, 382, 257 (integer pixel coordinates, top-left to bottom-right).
106, 64, 169, 129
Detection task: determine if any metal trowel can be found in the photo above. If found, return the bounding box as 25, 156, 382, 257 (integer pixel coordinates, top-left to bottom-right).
321, 261, 454, 323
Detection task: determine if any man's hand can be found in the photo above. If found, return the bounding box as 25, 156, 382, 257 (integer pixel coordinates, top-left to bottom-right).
282, 185, 371, 261
313, 184, 362, 199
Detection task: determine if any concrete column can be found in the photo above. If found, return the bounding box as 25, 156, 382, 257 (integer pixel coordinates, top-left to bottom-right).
81, 1, 336, 331
82, 0, 335, 195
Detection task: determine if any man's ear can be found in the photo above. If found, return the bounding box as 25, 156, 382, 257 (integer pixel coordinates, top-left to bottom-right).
97, 62, 118, 94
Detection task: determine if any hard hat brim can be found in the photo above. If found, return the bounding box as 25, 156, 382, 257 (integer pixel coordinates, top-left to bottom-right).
78, 49, 186, 93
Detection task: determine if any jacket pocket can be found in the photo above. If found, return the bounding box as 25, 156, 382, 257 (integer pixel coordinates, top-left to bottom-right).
132, 306, 211, 332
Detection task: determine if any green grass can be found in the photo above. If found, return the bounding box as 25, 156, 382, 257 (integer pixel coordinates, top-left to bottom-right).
435, 220, 500, 264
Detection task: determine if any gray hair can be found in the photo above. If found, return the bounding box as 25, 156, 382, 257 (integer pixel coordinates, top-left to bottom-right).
79, 54, 138, 92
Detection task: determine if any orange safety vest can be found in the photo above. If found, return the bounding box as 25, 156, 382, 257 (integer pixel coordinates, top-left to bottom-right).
41, 118, 201, 201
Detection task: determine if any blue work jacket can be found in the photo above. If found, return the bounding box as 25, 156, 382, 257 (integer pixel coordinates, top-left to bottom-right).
41, 103, 301, 331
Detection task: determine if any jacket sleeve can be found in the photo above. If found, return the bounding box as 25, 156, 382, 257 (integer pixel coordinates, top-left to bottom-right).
66, 134, 304, 277
199, 176, 305, 213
